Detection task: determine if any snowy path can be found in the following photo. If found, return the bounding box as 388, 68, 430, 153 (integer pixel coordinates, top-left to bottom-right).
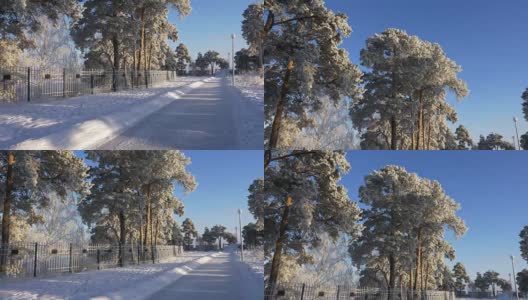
98, 74, 263, 150
0, 252, 210, 300
146, 249, 263, 300
0, 77, 208, 149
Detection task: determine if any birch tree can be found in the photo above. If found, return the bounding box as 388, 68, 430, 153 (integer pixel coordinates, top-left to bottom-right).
263, 0, 363, 150
0, 0, 80, 66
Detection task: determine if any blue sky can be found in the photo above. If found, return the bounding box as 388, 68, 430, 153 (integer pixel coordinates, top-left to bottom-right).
76, 150, 262, 238
326, 0, 528, 142
167, 0, 252, 61
342, 151, 528, 281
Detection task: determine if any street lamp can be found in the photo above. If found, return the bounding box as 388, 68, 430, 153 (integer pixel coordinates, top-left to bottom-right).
238, 208, 244, 262
513, 117, 521, 150
231, 34, 236, 86
511, 255, 520, 300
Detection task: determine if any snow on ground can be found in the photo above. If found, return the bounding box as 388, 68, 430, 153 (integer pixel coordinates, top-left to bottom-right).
0, 251, 210, 300
0, 77, 207, 149
237, 246, 264, 282
233, 74, 264, 149
234, 74, 263, 105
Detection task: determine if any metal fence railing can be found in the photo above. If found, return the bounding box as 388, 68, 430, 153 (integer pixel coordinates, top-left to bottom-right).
0, 67, 178, 102
0, 242, 184, 279
265, 284, 457, 300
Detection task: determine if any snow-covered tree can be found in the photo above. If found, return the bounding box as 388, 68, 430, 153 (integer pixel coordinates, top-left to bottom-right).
517, 269, 528, 296
241, 3, 264, 71
351, 29, 468, 150
175, 43, 191, 75
242, 223, 261, 248
79, 150, 195, 255
522, 89, 528, 122
483, 271, 500, 296
182, 218, 197, 249
291, 232, 357, 286
0, 151, 90, 271
203, 50, 220, 76
477, 133, 515, 150
264, 0, 363, 149
0, 0, 80, 66
453, 262, 470, 293
455, 125, 473, 150
235, 49, 259, 74
521, 133, 528, 150
194, 52, 209, 75
18, 16, 82, 69
520, 226, 528, 263
27, 193, 87, 245
350, 165, 466, 292
474, 272, 490, 292
292, 98, 357, 150
201, 227, 215, 247
262, 151, 362, 286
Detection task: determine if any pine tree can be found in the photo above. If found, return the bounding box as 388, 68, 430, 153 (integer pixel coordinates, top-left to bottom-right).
182, 218, 197, 249
175, 43, 191, 75
520, 226, 528, 263
453, 262, 470, 293
351, 29, 468, 150
263, 0, 363, 150
261, 151, 361, 287
455, 125, 474, 150
477, 133, 515, 150
350, 165, 466, 292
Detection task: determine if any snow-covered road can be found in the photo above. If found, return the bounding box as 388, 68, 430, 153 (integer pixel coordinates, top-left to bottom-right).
146, 249, 263, 300
97, 75, 263, 150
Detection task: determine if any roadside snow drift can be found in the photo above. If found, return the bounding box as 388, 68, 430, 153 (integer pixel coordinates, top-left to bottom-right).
0, 77, 211, 150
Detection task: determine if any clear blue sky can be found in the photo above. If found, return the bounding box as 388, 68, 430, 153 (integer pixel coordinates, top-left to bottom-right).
326, 0, 528, 142
167, 0, 253, 61
342, 151, 528, 281
75, 150, 262, 239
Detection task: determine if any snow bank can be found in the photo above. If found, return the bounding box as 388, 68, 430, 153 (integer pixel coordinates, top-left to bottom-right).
232, 74, 263, 149
0, 77, 211, 150
0, 252, 211, 300
237, 246, 264, 282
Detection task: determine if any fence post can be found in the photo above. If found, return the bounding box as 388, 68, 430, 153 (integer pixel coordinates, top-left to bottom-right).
69, 243, 73, 273
90, 73, 94, 94
96, 249, 100, 270
63, 68, 66, 98
27, 67, 31, 102
300, 283, 305, 300
336, 285, 340, 300
33, 243, 38, 277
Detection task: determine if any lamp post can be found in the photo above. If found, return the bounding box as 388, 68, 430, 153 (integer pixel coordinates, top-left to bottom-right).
511, 255, 520, 300
238, 209, 244, 262
231, 34, 236, 86
513, 117, 521, 150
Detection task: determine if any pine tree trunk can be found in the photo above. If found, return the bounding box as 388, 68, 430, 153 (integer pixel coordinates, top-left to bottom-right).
424, 258, 430, 290
112, 36, 120, 91
137, 7, 145, 72
269, 60, 294, 149
389, 254, 396, 298
391, 116, 398, 150
0, 153, 15, 272
414, 230, 422, 290
416, 90, 424, 150
119, 210, 126, 267
268, 196, 293, 290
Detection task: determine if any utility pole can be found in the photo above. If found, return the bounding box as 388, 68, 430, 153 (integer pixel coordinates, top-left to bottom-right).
511, 255, 520, 300
513, 117, 521, 150
238, 209, 244, 262
231, 34, 236, 86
